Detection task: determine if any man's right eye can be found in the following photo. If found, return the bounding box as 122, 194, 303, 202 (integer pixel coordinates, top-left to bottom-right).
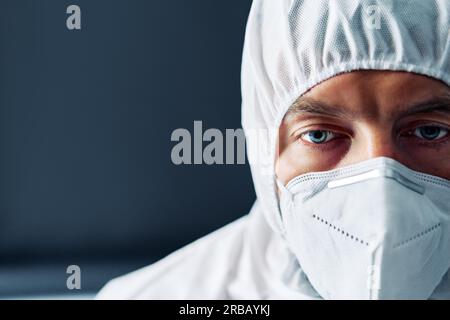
300, 130, 337, 144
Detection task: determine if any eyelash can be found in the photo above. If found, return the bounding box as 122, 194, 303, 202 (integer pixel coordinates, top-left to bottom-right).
399, 124, 450, 147
296, 128, 350, 150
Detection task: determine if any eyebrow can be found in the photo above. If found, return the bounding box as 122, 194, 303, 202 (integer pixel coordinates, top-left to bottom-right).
285, 97, 356, 120
395, 96, 450, 118
285, 94, 450, 120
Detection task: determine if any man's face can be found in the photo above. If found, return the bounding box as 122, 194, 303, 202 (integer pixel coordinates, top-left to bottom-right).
276, 70, 450, 185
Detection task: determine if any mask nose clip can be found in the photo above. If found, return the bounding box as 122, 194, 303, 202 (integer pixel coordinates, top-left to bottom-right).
327, 168, 425, 194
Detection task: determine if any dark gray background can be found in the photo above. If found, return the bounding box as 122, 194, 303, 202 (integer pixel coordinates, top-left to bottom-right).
0, 0, 254, 296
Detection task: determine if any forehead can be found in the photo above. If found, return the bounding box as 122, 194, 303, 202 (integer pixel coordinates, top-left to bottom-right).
299, 70, 450, 119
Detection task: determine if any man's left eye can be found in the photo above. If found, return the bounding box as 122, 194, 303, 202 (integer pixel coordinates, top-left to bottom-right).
414, 125, 449, 141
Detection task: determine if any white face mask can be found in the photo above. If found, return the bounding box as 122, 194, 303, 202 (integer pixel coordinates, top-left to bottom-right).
278, 157, 450, 300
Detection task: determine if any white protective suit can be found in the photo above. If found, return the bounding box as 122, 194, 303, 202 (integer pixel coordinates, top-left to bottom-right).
97, 0, 450, 299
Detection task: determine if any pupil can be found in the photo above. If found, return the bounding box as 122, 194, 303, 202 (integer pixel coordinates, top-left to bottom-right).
311, 131, 326, 142
421, 126, 440, 140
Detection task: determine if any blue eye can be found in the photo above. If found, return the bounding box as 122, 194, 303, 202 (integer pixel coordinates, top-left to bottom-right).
301, 130, 336, 144
414, 126, 449, 141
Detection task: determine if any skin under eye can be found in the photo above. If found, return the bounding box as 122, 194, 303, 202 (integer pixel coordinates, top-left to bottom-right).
300, 130, 337, 144
413, 125, 449, 141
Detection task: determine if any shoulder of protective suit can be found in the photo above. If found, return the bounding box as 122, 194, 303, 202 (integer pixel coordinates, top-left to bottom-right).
95, 216, 248, 300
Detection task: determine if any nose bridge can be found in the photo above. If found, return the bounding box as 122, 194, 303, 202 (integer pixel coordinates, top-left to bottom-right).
369, 134, 396, 158
358, 123, 399, 161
